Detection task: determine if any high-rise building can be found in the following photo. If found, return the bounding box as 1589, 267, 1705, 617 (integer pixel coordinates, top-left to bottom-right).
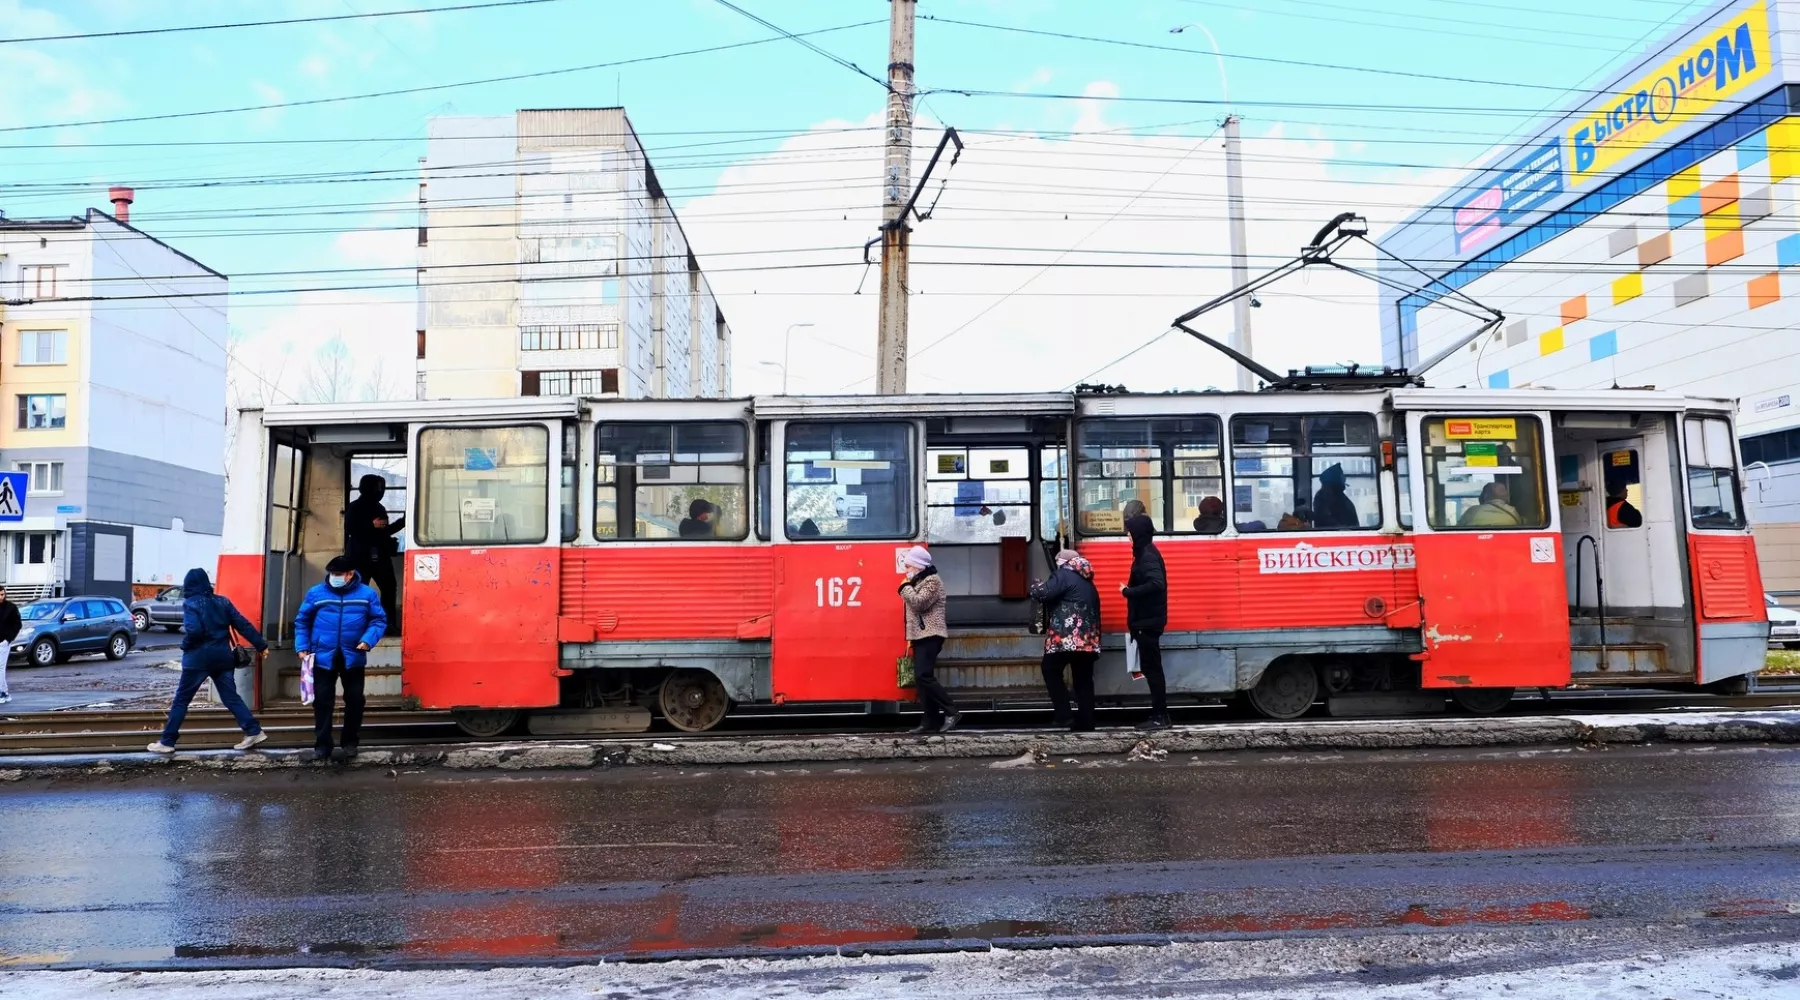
417, 109, 732, 401
0, 190, 229, 600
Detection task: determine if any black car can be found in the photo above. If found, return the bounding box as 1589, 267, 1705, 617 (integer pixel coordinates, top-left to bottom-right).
11, 597, 138, 666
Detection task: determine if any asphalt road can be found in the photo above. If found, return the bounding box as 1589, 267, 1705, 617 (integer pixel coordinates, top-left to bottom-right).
2, 636, 183, 712
2, 744, 1800, 968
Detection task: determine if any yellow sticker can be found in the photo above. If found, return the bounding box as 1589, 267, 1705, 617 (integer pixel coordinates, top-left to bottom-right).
936, 453, 965, 475
1444, 418, 1518, 440
1610, 451, 1633, 467
1466, 454, 1499, 467
1561, 490, 1583, 507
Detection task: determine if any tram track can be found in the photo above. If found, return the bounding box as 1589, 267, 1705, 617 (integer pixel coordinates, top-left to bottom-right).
3, 681, 1798, 757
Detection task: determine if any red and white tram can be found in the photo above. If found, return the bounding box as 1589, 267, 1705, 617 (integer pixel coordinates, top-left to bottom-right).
216, 381, 1768, 735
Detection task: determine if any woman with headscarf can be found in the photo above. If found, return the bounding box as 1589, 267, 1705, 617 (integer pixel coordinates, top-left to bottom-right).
1121, 514, 1171, 730
899, 545, 962, 734
1030, 548, 1103, 730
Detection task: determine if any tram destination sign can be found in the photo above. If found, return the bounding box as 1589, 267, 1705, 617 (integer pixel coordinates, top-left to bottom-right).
1257, 542, 1416, 574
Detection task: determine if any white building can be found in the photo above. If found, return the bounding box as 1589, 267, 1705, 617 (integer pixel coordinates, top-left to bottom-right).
0, 190, 229, 600
1379, 0, 1800, 589
417, 108, 732, 401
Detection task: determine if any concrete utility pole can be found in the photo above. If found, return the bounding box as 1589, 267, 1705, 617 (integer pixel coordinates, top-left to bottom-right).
875, 0, 916, 395
1224, 114, 1255, 392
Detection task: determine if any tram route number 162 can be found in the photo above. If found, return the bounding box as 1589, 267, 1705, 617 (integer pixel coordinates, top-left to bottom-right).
814, 576, 863, 608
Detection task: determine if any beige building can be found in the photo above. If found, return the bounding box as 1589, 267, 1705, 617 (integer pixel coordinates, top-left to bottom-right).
416, 108, 732, 401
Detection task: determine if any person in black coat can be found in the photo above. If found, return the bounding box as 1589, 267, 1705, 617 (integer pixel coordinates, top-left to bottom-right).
345, 474, 404, 633
1121, 514, 1171, 730
0, 586, 18, 705
149, 568, 269, 754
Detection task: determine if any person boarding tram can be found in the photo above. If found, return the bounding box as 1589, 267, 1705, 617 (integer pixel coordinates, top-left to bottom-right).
1032, 549, 1103, 731
1121, 514, 1172, 731
344, 474, 403, 634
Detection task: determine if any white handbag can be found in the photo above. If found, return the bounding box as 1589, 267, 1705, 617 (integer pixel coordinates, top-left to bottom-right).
1125, 635, 1143, 680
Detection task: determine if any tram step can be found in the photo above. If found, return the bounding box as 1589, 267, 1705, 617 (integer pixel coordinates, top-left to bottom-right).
1326, 692, 1447, 717
1571, 643, 1671, 677
527, 707, 653, 735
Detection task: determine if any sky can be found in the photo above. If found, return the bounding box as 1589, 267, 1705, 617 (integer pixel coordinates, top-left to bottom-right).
0, 0, 1728, 401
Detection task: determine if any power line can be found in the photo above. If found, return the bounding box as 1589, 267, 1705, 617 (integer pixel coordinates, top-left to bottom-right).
1, 0, 571, 44
710, 0, 890, 90
0, 18, 885, 134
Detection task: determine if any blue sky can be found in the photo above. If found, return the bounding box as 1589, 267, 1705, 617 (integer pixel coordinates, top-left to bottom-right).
0, 0, 1723, 395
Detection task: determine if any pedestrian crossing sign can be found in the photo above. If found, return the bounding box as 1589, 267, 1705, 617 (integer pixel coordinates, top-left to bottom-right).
0, 473, 24, 522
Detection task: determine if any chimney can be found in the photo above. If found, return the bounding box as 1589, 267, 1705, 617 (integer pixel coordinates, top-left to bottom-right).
108, 186, 134, 223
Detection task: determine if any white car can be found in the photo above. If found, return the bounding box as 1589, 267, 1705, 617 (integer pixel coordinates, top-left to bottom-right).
1768, 594, 1800, 649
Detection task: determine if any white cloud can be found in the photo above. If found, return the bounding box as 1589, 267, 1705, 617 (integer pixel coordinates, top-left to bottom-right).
299, 52, 331, 78
1072, 80, 1121, 133
680, 111, 1441, 398
229, 289, 415, 406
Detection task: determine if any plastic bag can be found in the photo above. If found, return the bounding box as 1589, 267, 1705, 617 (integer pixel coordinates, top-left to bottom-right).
1125, 635, 1143, 681
896, 653, 916, 689
299, 652, 316, 706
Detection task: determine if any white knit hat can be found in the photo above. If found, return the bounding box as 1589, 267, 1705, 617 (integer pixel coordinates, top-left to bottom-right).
904, 545, 933, 569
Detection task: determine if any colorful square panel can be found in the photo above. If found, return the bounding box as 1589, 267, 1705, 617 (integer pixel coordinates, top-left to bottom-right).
1539, 328, 1565, 356
1561, 296, 1588, 325
1487, 370, 1510, 389
1749, 272, 1781, 309
1589, 330, 1619, 361
1778, 233, 1800, 269
1706, 230, 1745, 266
1612, 273, 1643, 305
1738, 130, 1770, 171
1700, 175, 1740, 215
1668, 193, 1702, 229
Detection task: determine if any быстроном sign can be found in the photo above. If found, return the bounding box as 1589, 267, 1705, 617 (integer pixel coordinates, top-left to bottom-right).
1566, 1, 1770, 185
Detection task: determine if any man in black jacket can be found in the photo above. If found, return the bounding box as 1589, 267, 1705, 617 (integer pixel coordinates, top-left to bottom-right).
0, 586, 20, 705
1120, 514, 1170, 730
345, 475, 404, 634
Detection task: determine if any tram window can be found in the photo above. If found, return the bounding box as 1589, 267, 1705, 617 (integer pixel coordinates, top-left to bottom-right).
926, 447, 1030, 544
1684, 414, 1745, 529
1074, 417, 1222, 535
754, 422, 772, 541
1040, 445, 1070, 545
1395, 437, 1413, 529
560, 422, 579, 542
1418, 415, 1549, 530
416, 425, 549, 546
1230, 414, 1379, 532
595, 421, 748, 541
1603, 449, 1643, 530
785, 421, 914, 539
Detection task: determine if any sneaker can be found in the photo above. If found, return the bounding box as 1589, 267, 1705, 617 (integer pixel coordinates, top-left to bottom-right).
146, 742, 175, 754
235, 732, 269, 751
939, 713, 963, 734
0, 693, 11, 705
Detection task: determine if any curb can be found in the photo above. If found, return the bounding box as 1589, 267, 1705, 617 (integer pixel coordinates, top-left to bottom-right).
3, 709, 1798, 780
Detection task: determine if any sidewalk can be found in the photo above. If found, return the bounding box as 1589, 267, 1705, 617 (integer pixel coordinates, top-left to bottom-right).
4, 706, 1799, 780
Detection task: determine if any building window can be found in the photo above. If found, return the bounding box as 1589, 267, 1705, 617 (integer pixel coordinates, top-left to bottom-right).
13, 533, 55, 565
524, 369, 618, 396
18, 265, 63, 300
14, 461, 63, 495
521, 324, 619, 352
17, 394, 66, 430
17, 330, 67, 366
416, 329, 426, 360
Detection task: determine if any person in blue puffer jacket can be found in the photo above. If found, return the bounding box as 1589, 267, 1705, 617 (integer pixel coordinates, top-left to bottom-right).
294, 555, 388, 760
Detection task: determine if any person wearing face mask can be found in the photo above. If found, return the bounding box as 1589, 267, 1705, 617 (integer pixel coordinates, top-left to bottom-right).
294, 556, 389, 760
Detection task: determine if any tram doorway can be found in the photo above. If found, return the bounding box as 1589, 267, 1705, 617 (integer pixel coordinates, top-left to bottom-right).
922, 417, 1068, 628
1553, 413, 1692, 680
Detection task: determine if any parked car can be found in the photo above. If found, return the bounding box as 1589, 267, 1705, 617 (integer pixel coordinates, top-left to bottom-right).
129, 586, 185, 632
10, 597, 137, 666
1768, 594, 1800, 649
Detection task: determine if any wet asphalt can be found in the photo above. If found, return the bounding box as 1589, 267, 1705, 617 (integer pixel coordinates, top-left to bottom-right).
3, 744, 1800, 968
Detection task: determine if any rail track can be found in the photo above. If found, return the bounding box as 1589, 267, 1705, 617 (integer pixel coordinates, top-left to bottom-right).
3, 680, 1799, 757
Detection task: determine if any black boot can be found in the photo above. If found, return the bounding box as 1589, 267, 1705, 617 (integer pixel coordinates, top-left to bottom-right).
939, 712, 962, 733
907, 718, 938, 735
1136, 712, 1172, 731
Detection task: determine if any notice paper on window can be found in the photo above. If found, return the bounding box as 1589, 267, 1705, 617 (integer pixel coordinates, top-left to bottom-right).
461, 497, 497, 523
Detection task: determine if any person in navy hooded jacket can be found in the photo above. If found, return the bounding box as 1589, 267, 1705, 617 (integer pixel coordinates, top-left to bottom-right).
295, 555, 388, 760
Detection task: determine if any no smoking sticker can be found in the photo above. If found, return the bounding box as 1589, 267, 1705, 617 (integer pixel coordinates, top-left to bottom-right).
1530, 537, 1556, 563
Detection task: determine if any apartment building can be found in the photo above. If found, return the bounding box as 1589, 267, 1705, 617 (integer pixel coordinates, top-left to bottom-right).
0, 190, 228, 601
417, 108, 732, 401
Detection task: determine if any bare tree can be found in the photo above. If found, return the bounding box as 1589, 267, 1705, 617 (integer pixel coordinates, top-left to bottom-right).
299, 335, 356, 404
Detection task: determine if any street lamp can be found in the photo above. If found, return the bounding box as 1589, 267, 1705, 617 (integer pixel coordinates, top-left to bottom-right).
767, 322, 813, 395
1170, 22, 1253, 391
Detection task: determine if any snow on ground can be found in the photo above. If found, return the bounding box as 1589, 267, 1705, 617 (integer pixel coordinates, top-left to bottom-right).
6, 935, 1799, 999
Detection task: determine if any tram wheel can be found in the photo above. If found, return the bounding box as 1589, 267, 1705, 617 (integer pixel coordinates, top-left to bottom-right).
1450, 687, 1514, 715
659, 669, 730, 733
452, 709, 521, 739
1247, 659, 1318, 720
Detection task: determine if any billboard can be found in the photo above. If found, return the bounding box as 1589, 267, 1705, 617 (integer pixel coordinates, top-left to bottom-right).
1453, 140, 1564, 255
1566, 1, 1772, 185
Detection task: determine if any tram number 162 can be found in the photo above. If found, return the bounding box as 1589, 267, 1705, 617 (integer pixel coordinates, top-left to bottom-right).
814, 576, 863, 608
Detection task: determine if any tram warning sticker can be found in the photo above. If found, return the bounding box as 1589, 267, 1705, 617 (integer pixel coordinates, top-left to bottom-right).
413, 553, 440, 582
1530, 537, 1557, 563
1257, 542, 1415, 574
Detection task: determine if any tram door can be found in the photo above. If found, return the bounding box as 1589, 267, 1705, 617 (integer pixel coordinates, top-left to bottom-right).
1405, 411, 1572, 689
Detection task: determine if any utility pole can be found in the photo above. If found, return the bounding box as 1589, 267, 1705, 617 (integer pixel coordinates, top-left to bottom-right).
1223, 114, 1255, 392
875, 0, 916, 395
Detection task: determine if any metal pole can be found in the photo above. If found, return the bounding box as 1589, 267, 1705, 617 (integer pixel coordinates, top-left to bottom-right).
875, 0, 916, 395
1224, 114, 1255, 391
